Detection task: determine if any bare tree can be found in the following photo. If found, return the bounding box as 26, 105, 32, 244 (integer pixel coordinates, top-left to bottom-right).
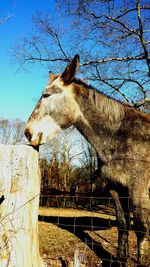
72, 0, 150, 107
0, 118, 25, 144
12, 0, 150, 110
39, 127, 84, 191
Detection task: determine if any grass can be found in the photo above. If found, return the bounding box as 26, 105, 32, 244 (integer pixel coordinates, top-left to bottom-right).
38, 206, 147, 267
38, 221, 102, 267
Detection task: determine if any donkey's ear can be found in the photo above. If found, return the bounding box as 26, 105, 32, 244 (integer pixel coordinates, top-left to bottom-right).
61, 54, 80, 83
49, 71, 55, 81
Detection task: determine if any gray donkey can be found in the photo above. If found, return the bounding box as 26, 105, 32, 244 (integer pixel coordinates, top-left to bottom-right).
25, 55, 150, 266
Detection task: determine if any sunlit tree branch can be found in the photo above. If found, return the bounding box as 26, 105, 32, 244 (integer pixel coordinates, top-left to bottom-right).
0, 13, 12, 24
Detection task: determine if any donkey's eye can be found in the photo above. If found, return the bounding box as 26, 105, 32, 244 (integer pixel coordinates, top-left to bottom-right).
42, 93, 50, 98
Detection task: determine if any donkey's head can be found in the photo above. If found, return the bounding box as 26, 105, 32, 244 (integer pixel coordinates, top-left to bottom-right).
25, 55, 82, 146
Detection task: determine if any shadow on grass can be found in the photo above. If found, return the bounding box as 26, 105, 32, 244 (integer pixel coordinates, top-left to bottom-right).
38, 214, 120, 267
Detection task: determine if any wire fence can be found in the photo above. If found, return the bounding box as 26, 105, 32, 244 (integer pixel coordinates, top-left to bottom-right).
40, 193, 115, 209
39, 193, 149, 267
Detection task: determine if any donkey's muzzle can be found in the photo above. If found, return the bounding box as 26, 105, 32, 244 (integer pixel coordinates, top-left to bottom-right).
24, 128, 32, 142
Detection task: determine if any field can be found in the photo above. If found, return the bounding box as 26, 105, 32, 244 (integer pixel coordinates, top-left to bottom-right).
38, 206, 139, 267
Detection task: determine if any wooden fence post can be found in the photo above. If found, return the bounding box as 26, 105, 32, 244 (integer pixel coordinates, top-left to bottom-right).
0, 145, 44, 267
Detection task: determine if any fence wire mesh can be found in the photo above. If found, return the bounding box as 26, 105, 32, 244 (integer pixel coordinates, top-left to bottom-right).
39, 193, 150, 267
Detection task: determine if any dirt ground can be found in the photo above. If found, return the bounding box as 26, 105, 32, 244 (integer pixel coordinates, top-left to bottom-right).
39, 221, 102, 267
38, 206, 148, 267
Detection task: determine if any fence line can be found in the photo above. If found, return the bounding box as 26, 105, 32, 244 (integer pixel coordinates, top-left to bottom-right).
39, 194, 149, 266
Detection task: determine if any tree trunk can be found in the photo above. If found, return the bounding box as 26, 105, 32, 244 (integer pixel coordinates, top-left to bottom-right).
0, 145, 44, 267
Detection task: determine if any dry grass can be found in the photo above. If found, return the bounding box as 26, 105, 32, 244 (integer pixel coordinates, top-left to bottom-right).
38, 206, 145, 267
86, 228, 138, 267
38, 221, 102, 267
39, 206, 116, 219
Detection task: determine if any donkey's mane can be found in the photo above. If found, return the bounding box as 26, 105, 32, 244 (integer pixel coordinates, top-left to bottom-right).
73, 77, 150, 123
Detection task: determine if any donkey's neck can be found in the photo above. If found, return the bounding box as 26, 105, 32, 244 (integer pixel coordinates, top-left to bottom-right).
75, 88, 125, 162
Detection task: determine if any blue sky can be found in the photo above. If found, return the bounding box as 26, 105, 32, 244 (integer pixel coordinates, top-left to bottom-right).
0, 0, 55, 122
1, 1, 149, 123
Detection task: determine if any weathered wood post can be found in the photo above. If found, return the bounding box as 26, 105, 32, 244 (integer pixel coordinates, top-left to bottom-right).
0, 145, 44, 267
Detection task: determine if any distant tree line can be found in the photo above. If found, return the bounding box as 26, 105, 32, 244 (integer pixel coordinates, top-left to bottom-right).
0, 118, 25, 144
39, 128, 99, 193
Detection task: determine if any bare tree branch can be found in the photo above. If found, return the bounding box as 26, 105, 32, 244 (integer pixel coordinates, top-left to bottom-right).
81, 54, 145, 66
0, 13, 12, 24
24, 56, 69, 63
134, 98, 150, 108
136, 0, 150, 76
115, 6, 150, 20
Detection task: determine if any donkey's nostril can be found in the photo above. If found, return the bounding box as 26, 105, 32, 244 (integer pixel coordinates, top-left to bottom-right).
24, 129, 32, 141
